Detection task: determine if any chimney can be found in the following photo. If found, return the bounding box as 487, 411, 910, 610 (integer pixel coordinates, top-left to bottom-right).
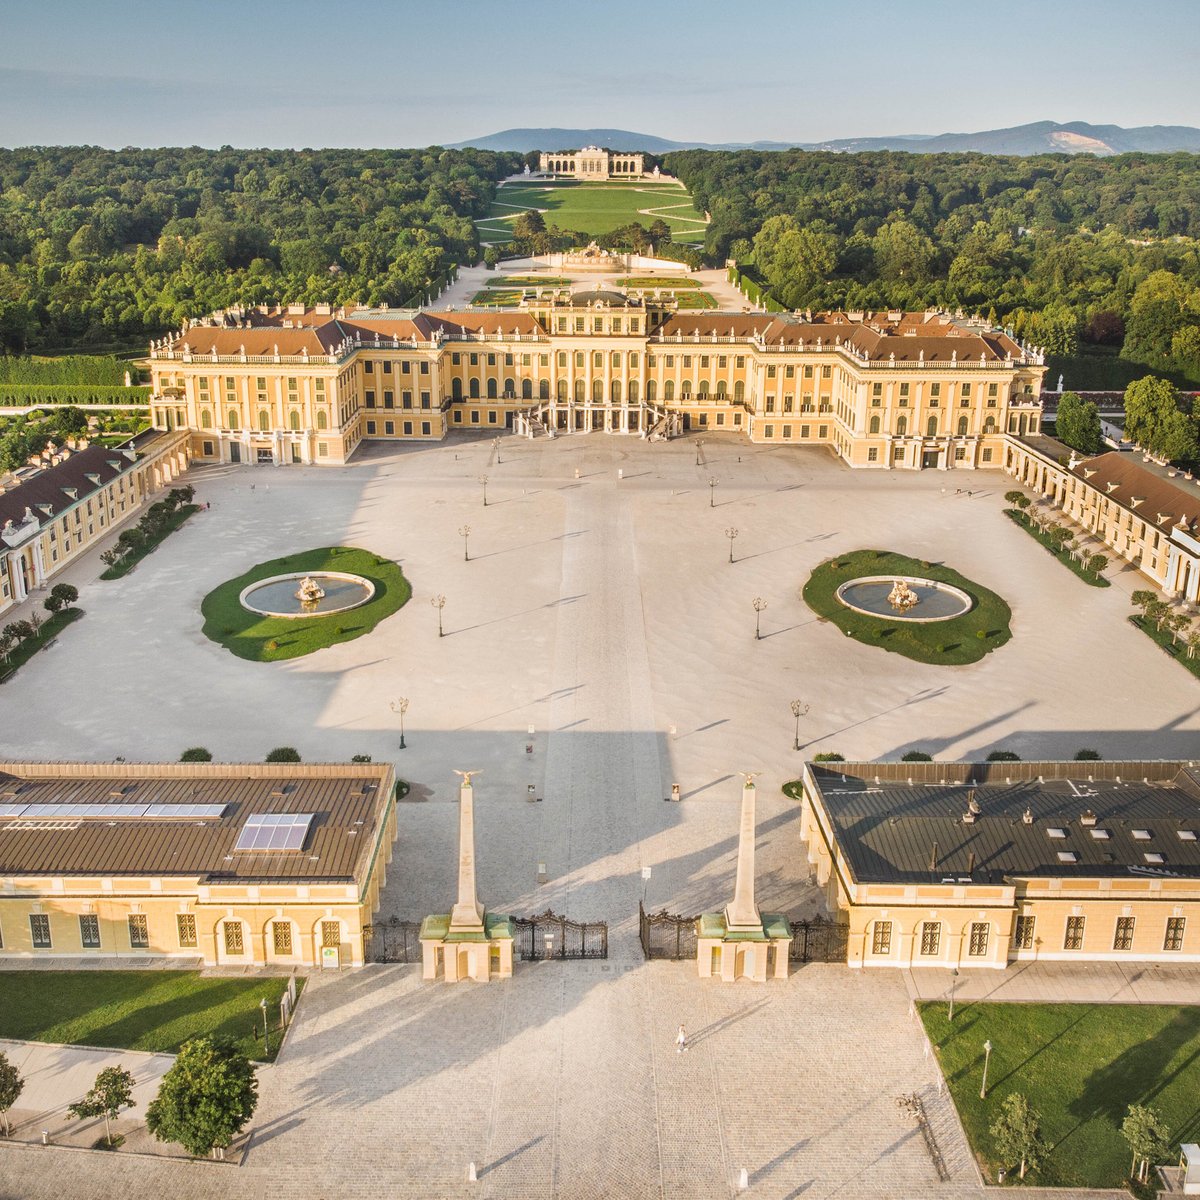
1080, 809, 1097, 827
1022, 807, 1034, 825
967, 851, 976, 874
928, 841, 939, 872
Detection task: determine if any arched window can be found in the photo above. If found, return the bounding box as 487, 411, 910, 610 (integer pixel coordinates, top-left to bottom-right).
611, 380, 621, 404
716, 381, 727, 398
258, 411, 270, 432
469, 378, 480, 399
503, 378, 515, 398
869, 415, 881, 434
539, 379, 549, 400
680, 383, 692, 400
957, 416, 968, 435
927, 415, 938, 437
628, 380, 639, 404
698, 380, 709, 398
487, 379, 497, 399
646, 380, 656, 403
896, 416, 907, 436
451, 378, 462, 400
200, 409, 212, 428
984, 416, 996, 433
228, 410, 239, 430
734, 380, 745, 402
289, 411, 300, 431
316, 411, 328, 430
574, 379, 584, 402
664, 380, 674, 402
521, 379, 532, 400
557, 379, 568, 401
592, 379, 603, 402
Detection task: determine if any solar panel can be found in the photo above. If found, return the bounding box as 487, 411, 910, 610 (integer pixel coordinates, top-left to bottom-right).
0, 803, 28, 819
143, 803, 227, 820
234, 813, 314, 853
2, 803, 228, 822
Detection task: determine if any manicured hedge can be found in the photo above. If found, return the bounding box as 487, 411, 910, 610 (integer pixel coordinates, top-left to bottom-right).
0, 383, 151, 406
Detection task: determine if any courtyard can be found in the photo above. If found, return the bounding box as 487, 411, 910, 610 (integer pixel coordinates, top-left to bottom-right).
1, 432, 1197, 1197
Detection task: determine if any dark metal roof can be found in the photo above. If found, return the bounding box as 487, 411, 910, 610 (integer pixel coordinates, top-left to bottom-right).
569, 288, 636, 307
807, 760, 1200, 884
0, 764, 393, 885
0, 444, 136, 532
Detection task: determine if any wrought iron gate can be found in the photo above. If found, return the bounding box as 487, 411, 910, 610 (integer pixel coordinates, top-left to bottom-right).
512, 910, 608, 960
788, 916, 850, 963
362, 916, 422, 963
638, 901, 698, 960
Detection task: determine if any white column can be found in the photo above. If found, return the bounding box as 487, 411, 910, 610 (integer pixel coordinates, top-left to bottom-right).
449, 776, 485, 932
725, 779, 761, 932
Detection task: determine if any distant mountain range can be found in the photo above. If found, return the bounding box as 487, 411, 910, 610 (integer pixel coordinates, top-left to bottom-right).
448, 122, 1200, 157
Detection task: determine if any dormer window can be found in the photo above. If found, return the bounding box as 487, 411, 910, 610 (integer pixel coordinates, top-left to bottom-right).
1132, 829, 1151, 840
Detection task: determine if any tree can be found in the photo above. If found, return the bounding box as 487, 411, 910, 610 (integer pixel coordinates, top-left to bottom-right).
180, 747, 213, 762
812, 752, 845, 762
68, 1065, 135, 1147
1003, 490, 1026, 506
265, 747, 301, 763
987, 750, 1022, 762
1, 621, 31, 645
1123, 376, 1198, 463
1074, 749, 1101, 760
511, 209, 546, 243
1167, 612, 1191, 644
26, 610, 42, 640
0, 1050, 23, 1136
1122, 1103, 1171, 1184
146, 1037, 258, 1159
901, 751, 933, 761
49, 583, 79, 609
1131, 590, 1157, 617
990, 1092, 1045, 1180
1054, 391, 1103, 455
1143, 598, 1170, 630
1085, 552, 1107, 576
871, 217, 935, 283
1188, 629, 1200, 661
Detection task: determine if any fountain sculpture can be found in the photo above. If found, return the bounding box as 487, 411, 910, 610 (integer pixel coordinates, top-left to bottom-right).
887, 579, 920, 614
295, 576, 326, 608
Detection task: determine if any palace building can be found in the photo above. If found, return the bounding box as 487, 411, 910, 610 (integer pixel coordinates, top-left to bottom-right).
538, 147, 645, 178
0, 760, 398, 968
146, 294, 1046, 470
799, 759, 1200, 969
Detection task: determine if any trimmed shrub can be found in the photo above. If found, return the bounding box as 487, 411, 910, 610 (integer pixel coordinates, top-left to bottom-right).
180, 747, 213, 762
265, 747, 301, 763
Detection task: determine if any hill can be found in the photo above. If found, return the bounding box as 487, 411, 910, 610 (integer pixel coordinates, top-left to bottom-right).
449, 121, 1200, 157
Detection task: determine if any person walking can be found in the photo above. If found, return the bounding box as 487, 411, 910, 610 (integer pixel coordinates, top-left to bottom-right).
676, 1024, 688, 1054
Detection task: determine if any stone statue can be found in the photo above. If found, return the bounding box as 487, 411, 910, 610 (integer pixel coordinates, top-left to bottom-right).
1057, 373, 1064, 392
453, 769, 482, 786
295, 576, 326, 607
887, 579, 919, 613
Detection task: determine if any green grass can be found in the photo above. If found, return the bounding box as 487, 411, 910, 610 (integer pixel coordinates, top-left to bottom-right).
480, 181, 707, 244
0, 606, 83, 682
469, 289, 526, 307
802, 549, 1012, 666
1004, 509, 1111, 587
489, 276, 571, 287
1130, 614, 1200, 679
672, 291, 717, 309
921, 1002, 1200, 1188
0, 971, 303, 1063
614, 276, 701, 289
201, 546, 410, 662
99, 504, 199, 580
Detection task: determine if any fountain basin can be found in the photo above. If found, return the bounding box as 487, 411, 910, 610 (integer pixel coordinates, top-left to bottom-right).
239, 572, 375, 619
835, 575, 973, 623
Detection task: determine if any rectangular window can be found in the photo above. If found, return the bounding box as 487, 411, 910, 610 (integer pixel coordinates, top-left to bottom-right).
872, 921, 892, 954
767, 365, 776, 378
920, 922, 941, 956
403, 421, 413, 435
383, 421, 394, 435
821, 365, 832, 379
365, 390, 375, 407
800, 425, 810, 438
867, 447, 879, 462
1014, 915, 1035, 950
899, 382, 909, 398
420, 362, 430, 375
981, 448, 993, 462
968, 923, 989, 956
177, 914, 197, 948
763, 424, 774, 438
322, 920, 341, 948
818, 425, 828, 438
1114, 916, 1135, 951
421, 392, 431, 408
318, 443, 328, 457
224, 923, 245, 954
961, 382, 971, 398
1064, 915, 1085, 951
421, 421, 431, 436
366, 421, 377, 435
402, 391, 412, 408
716, 413, 725, 426
79, 914, 101, 949
782, 424, 792, 439
383, 391, 394, 408
364, 361, 374, 374
382, 361, 392, 375
1165, 917, 1186, 952
30, 913, 51, 949
128, 914, 149, 949
273, 923, 293, 955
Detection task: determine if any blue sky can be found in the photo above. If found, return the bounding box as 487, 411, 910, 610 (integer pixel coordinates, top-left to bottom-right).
1, 0, 1197, 148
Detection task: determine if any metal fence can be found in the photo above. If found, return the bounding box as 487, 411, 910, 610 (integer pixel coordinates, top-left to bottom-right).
638, 902, 698, 960
362, 917, 423, 963
789, 916, 850, 963
512, 910, 608, 960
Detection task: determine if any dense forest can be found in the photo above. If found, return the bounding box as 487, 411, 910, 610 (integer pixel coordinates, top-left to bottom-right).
665, 149, 1200, 384
0, 146, 520, 353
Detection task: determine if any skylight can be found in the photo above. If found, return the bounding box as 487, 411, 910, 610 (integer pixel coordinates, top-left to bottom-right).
1178, 830, 1197, 841
3, 802, 226, 822
1144, 852, 1165, 864
1132, 829, 1152, 840
1047, 827, 1067, 839
1089, 829, 1110, 839
1056, 851, 1078, 863
234, 813, 314, 853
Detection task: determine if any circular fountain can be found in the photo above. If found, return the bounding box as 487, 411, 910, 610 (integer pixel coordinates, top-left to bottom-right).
835, 575, 973, 623
239, 572, 375, 619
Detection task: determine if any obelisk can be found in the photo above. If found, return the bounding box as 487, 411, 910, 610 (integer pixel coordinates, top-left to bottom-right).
724, 774, 762, 932
449, 771, 485, 931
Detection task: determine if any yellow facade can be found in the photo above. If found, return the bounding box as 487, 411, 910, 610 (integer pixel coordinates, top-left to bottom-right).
147, 300, 1045, 470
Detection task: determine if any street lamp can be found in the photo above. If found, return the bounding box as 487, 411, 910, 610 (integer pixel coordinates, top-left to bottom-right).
479, 475, 488, 507
431, 594, 446, 637
709, 477, 719, 507
725, 526, 738, 564
980, 1038, 993, 1099
948, 967, 960, 1021
459, 525, 471, 562
260, 996, 270, 1058
790, 699, 809, 751
390, 697, 409, 750
752, 596, 767, 640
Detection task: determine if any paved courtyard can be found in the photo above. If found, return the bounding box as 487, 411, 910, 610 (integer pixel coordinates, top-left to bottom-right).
0, 432, 1194, 1197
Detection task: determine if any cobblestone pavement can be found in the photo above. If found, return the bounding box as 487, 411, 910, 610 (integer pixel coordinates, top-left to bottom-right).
2, 434, 1194, 1198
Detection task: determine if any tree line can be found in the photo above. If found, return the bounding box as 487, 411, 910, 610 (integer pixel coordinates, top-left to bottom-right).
663, 149, 1200, 383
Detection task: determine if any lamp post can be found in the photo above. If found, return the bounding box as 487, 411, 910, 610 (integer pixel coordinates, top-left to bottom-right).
390, 697, 409, 750
790, 699, 809, 751
980, 1038, 993, 1099
948, 967, 960, 1021
479, 475, 488, 507
431, 594, 446, 637
709, 477, 719, 508
725, 526, 738, 564
752, 596, 767, 640
260, 996, 270, 1058
459, 525, 471, 562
